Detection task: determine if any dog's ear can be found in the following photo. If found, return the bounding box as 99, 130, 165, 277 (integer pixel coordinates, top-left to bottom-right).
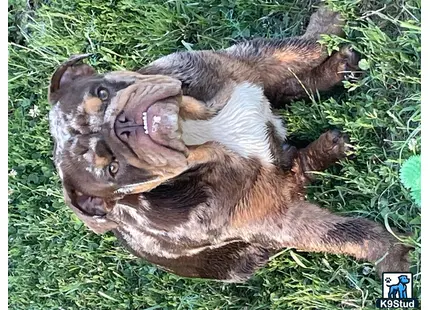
49, 54, 96, 104
62, 188, 119, 234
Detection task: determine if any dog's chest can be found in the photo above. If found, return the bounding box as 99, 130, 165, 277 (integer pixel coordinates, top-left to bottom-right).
180, 83, 286, 164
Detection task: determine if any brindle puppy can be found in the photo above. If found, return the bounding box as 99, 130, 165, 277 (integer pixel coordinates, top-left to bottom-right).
48, 6, 410, 281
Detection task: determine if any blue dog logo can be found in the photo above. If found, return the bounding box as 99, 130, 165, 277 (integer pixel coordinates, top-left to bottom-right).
376, 272, 418, 308
387, 275, 410, 299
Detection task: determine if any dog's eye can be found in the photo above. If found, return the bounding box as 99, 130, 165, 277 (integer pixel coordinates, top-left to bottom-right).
108, 161, 119, 176
97, 88, 109, 101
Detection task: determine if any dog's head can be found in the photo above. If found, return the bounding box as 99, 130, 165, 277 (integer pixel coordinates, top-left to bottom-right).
398, 275, 410, 284
48, 55, 189, 233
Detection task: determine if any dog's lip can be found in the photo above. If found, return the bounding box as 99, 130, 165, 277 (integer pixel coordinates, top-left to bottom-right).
117, 95, 182, 136
141, 96, 180, 133
146, 98, 179, 133
146, 100, 186, 153
113, 82, 182, 128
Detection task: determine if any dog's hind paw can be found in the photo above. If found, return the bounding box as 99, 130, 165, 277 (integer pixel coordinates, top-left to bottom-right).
375, 243, 412, 277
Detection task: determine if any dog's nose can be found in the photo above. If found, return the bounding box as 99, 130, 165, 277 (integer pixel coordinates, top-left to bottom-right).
116, 111, 128, 124
115, 112, 139, 142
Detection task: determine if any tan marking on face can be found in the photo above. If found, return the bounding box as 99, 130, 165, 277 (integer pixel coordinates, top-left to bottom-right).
83, 97, 103, 114
94, 154, 109, 168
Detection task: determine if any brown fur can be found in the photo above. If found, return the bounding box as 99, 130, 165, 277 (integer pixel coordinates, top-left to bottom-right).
179, 96, 217, 120
231, 168, 299, 227
47, 6, 411, 282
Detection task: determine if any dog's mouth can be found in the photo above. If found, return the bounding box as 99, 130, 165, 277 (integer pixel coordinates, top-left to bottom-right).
115, 96, 185, 151
110, 75, 188, 164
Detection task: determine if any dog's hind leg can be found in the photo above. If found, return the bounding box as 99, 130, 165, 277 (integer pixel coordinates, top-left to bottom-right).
139, 6, 351, 108
301, 6, 345, 41
258, 201, 411, 277
277, 45, 360, 102
225, 5, 346, 78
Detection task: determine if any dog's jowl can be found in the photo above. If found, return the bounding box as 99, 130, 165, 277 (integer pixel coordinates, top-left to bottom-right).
48, 6, 411, 281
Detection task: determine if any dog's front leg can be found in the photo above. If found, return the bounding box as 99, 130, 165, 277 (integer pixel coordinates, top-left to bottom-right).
291, 129, 351, 185
179, 96, 218, 120
186, 142, 231, 166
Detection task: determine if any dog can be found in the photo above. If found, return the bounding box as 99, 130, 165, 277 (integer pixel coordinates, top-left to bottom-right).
388, 275, 410, 298
47, 6, 410, 282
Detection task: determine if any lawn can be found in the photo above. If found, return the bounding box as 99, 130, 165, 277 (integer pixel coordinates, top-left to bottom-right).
8, 0, 421, 309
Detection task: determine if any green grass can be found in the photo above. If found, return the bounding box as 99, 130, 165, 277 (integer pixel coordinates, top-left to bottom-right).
8, 0, 421, 309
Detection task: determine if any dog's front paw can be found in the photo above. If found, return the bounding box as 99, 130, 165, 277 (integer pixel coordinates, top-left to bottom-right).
320, 129, 352, 160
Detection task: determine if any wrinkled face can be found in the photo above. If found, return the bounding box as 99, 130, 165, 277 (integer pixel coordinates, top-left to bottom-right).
48, 55, 189, 225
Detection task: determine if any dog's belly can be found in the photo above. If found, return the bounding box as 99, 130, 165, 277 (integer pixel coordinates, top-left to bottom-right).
180, 82, 286, 164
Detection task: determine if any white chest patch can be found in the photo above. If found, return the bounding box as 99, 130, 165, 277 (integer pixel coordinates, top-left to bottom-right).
181, 83, 286, 164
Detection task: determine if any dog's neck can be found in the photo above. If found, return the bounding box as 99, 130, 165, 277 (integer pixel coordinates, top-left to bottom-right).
180, 83, 286, 164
